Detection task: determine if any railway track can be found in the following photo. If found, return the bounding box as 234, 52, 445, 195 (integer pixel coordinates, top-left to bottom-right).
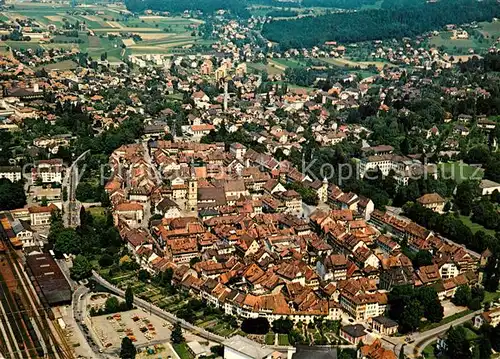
0, 227, 74, 359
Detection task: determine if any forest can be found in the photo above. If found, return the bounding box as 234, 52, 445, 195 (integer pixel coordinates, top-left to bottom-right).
261, 0, 500, 48
124, 0, 250, 17
124, 0, 411, 16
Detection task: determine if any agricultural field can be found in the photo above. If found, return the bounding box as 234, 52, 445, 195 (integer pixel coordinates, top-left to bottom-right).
0, 3, 210, 63
319, 56, 389, 70
34, 59, 78, 70
477, 20, 500, 40
428, 29, 492, 54
247, 61, 286, 75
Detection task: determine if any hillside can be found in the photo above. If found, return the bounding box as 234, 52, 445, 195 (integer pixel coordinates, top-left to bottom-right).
261, 0, 500, 48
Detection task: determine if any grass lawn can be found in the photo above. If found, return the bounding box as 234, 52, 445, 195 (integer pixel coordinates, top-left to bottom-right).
422, 342, 437, 359
459, 215, 496, 236
438, 162, 484, 183
87, 206, 107, 221
173, 343, 194, 359
419, 310, 473, 332
271, 58, 307, 69
483, 291, 500, 304
319, 57, 389, 70
479, 20, 500, 39
247, 61, 285, 76
35, 59, 78, 71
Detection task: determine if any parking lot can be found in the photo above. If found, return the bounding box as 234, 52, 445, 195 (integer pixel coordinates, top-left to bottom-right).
90, 308, 173, 349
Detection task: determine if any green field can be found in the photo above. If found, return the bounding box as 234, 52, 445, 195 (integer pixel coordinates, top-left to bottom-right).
0, 4, 207, 61
271, 58, 308, 69
87, 206, 107, 221
35, 59, 78, 70
438, 162, 484, 183
173, 343, 194, 359
319, 57, 389, 70
459, 215, 496, 236
483, 291, 500, 304
479, 20, 500, 39
429, 27, 493, 54
247, 61, 285, 76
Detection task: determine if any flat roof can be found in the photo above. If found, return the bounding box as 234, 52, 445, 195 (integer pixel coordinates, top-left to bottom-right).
223, 335, 274, 359
26, 253, 71, 305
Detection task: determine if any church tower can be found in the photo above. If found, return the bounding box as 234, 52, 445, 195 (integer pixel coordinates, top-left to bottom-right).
320, 177, 328, 203
187, 174, 198, 213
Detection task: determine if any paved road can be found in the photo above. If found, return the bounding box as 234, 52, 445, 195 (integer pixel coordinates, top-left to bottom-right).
91, 272, 296, 353
385, 310, 481, 358
72, 286, 111, 359
92, 271, 226, 343
63, 150, 90, 227
412, 311, 480, 357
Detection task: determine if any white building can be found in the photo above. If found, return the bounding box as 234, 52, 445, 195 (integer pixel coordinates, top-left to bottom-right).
32, 159, 63, 184
223, 336, 275, 359
358, 154, 437, 185
0, 166, 22, 182
479, 179, 500, 196
12, 219, 35, 247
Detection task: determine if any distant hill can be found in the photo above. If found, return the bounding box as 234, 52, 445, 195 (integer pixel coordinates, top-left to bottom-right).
261, 0, 500, 48
124, 0, 415, 17
124, 0, 250, 17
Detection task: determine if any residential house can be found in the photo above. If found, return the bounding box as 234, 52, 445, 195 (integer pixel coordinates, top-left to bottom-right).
340, 325, 367, 345
32, 159, 63, 184
358, 339, 396, 359
416, 193, 445, 213
113, 202, 144, 227
0, 166, 22, 182
370, 316, 398, 336
29, 204, 58, 226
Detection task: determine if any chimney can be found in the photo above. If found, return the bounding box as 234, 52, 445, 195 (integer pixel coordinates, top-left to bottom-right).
33, 83, 39, 93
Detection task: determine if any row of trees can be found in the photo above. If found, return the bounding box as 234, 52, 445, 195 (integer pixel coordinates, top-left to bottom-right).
403, 202, 496, 254
262, 0, 500, 48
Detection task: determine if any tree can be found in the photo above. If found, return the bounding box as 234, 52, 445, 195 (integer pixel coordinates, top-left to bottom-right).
399, 299, 423, 333
484, 255, 500, 292
445, 326, 471, 359
171, 322, 185, 344
210, 345, 224, 357
453, 285, 472, 306
478, 335, 492, 359
138, 269, 151, 282
125, 285, 134, 310
0, 179, 27, 210
399, 345, 406, 359
54, 228, 81, 255
120, 337, 136, 359
70, 255, 93, 280
455, 180, 479, 216
98, 254, 114, 267
388, 285, 414, 321
272, 318, 294, 334
413, 250, 433, 268
105, 296, 120, 313
241, 317, 270, 335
